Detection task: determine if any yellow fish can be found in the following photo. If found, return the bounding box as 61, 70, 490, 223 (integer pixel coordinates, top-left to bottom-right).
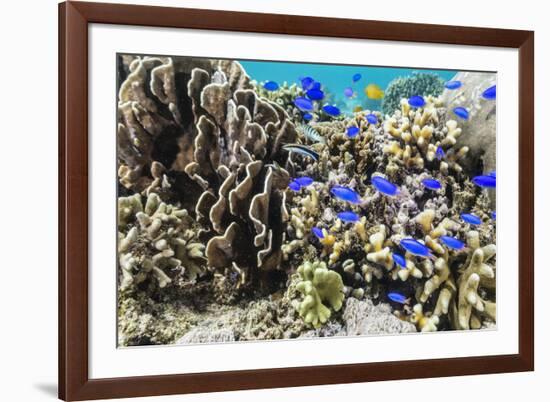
365, 84, 384, 100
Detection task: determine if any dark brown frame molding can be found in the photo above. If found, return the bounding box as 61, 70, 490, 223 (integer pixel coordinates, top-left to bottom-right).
59, 1, 534, 400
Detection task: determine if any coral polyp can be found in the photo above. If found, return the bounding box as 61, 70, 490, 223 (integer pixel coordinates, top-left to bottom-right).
116, 54, 497, 346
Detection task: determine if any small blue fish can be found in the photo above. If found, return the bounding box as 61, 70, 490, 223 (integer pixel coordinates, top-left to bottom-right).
371, 176, 399, 197
408, 95, 426, 108
491, 211, 496, 220
461, 213, 482, 225
300, 76, 315, 90
444, 80, 462, 90
387, 292, 409, 304
303, 113, 313, 121
288, 180, 301, 191
366, 113, 378, 124
453, 106, 469, 120
482, 85, 496, 100
312, 227, 324, 239
294, 97, 314, 111
392, 253, 407, 269
472, 175, 496, 188
263, 81, 279, 91
344, 87, 354, 98
322, 105, 341, 117
311, 81, 321, 91
306, 88, 325, 101
352, 73, 362, 83
337, 211, 360, 223
330, 186, 361, 204
439, 235, 465, 250
295, 176, 314, 187
346, 126, 360, 138
400, 238, 434, 258
436, 146, 445, 160
422, 178, 442, 190
282, 144, 319, 160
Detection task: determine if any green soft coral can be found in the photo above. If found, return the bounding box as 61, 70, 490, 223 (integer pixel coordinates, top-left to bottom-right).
294, 261, 344, 328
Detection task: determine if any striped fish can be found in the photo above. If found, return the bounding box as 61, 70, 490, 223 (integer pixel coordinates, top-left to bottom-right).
298, 124, 325, 144
282, 144, 319, 161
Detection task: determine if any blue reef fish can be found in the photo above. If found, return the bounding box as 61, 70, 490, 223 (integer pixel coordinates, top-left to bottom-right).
439, 235, 465, 250
337, 211, 360, 223
482, 85, 496, 100
295, 176, 314, 187
352, 73, 362, 83
408, 95, 426, 108
371, 175, 399, 196
288, 180, 301, 191
330, 186, 361, 204
453, 106, 469, 120
387, 292, 409, 304
400, 238, 434, 258
366, 113, 378, 124
306, 88, 325, 100
346, 126, 360, 138
294, 97, 314, 111
263, 81, 279, 91
491, 211, 496, 220
312, 227, 325, 239
392, 253, 407, 269
472, 175, 496, 188
436, 146, 445, 160
461, 213, 482, 225
303, 113, 313, 121
299, 124, 325, 144
311, 81, 321, 91
344, 87, 354, 98
322, 105, 341, 117
282, 144, 319, 160
300, 76, 315, 90
422, 178, 442, 190
444, 80, 462, 90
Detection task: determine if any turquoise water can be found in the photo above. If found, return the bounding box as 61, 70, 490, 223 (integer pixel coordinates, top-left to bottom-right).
240, 59, 457, 113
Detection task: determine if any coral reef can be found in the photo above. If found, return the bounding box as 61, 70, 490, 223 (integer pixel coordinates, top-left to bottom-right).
381, 73, 445, 116
116, 54, 497, 345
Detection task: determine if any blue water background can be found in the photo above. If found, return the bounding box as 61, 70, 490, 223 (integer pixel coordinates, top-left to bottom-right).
240, 60, 457, 114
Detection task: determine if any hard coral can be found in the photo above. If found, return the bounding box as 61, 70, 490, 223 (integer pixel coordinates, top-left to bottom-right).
292, 261, 345, 328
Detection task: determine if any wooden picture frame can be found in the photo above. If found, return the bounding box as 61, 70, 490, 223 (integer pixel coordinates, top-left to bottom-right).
59, 1, 534, 400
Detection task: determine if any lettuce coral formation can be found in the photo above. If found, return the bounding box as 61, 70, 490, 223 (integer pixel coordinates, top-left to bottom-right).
116, 55, 496, 345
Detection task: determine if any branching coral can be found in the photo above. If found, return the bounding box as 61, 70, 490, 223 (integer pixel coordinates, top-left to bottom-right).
455, 231, 496, 329
117, 193, 206, 291
292, 261, 345, 328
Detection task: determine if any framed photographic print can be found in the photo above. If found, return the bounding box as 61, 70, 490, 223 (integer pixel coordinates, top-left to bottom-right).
59, 1, 534, 400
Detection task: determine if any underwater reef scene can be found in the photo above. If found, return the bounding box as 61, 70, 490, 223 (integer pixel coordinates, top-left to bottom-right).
116, 54, 497, 346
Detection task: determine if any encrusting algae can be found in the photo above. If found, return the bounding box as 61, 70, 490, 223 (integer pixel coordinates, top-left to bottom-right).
116, 55, 497, 346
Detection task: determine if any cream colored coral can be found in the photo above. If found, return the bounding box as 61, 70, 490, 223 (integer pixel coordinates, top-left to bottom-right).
410, 303, 439, 332
118, 193, 206, 291
456, 231, 496, 330
293, 261, 345, 328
